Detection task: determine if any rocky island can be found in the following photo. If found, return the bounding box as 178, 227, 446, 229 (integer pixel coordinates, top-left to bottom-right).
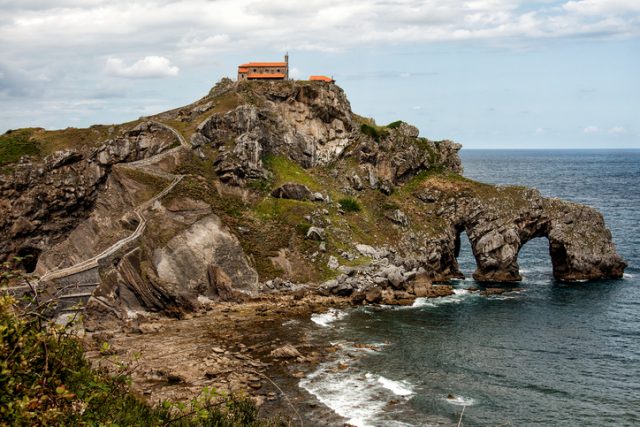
0, 79, 627, 421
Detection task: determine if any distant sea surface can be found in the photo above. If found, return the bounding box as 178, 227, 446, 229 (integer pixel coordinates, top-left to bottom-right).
300, 149, 640, 426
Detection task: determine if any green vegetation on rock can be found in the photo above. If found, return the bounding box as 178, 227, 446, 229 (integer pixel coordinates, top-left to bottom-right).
0, 129, 41, 167
360, 123, 388, 142
386, 120, 404, 129
338, 197, 361, 212
263, 155, 320, 190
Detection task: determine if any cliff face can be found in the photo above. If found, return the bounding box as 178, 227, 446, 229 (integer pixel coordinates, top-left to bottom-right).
0, 79, 626, 319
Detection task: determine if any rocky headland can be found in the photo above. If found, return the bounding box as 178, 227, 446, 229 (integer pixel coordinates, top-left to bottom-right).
0, 78, 627, 418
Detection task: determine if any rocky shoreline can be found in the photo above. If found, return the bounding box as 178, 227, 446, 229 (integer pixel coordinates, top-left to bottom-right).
83, 283, 523, 425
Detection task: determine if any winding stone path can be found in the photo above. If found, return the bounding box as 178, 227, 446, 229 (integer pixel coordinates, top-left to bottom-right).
30, 121, 190, 313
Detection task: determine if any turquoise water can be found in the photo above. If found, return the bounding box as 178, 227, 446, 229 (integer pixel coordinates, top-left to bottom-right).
300, 150, 640, 426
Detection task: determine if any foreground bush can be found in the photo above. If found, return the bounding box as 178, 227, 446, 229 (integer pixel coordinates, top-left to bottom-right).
0, 263, 286, 426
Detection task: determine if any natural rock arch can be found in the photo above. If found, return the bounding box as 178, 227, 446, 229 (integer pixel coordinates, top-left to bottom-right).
431, 184, 626, 283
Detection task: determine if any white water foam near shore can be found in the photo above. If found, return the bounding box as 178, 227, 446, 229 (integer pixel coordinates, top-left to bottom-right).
300, 368, 416, 426
299, 342, 418, 427
411, 288, 477, 308
310, 308, 348, 327
445, 394, 477, 406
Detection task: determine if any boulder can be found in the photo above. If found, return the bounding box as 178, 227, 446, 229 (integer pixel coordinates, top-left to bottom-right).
386, 209, 410, 227
271, 183, 313, 201
270, 344, 302, 359
349, 174, 364, 191
306, 226, 326, 241
365, 287, 382, 303
380, 266, 406, 289
327, 255, 339, 269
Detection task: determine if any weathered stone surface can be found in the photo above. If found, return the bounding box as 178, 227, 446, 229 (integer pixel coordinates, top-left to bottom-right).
349, 174, 364, 191
271, 183, 312, 201
386, 209, 410, 227
306, 226, 326, 241
198, 82, 354, 185
270, 344, 302, 359
407, 179, 626, 282
0, 121, 179, 266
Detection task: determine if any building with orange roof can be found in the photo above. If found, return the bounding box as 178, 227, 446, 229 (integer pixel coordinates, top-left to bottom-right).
237, 54, 289, 81
309, 75, 335, 83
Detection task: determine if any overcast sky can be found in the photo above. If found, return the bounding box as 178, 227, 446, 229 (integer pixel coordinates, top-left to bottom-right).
1, 0, 638, 148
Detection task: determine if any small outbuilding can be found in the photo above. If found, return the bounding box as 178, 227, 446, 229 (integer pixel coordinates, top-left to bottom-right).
309, 75, 335, 83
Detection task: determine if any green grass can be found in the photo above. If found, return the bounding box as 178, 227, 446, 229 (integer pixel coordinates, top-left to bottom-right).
34, 124, 116, 156
360, 123, 388, 142
263, 155, 320, 190
0, 129, 41, 166
0, 122, 138, 168
255, 197, 315, 222
338, 197, 361, 212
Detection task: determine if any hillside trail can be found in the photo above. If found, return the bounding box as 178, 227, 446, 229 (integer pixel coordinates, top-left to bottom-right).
37, 121, 190, 284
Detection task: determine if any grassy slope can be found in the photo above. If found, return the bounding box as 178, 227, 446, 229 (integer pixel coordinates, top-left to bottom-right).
0, 121, 140, 169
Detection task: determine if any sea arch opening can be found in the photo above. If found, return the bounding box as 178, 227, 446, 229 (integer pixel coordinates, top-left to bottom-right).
453, 224, 566, 283
453, 226, 476, 279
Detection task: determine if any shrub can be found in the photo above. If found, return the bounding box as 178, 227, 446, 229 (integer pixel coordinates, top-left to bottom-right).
295, 222, 311, 236
0, 261, 286, 426
338, 197, 361, 212
360, 123, 388, 142
386, 120, 404, 129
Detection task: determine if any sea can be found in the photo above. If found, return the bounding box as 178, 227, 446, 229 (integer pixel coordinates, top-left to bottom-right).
299, 149, 640, 426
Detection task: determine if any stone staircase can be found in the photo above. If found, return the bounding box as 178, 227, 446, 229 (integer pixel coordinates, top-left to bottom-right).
3, 122, 189, 317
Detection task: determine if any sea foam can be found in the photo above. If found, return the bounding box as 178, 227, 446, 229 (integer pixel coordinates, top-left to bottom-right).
376, 375, 414, 396
311, 308, 348, 327
300, 357, 416, 427
411, 288, 476, 308
445, 394, 477, 406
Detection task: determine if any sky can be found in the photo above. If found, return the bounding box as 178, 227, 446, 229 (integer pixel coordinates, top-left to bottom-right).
0, 0, 638, 149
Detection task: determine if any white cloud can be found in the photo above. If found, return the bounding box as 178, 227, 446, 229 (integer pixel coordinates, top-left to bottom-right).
563, 0, 640, 16
0, 0, 639, 135
608, 126, 626, 134
1, 0, 638, 59
105, 56, 179, 78
289, 67, 302, 79
583, 125, 600, 134
177, 33, 230, 59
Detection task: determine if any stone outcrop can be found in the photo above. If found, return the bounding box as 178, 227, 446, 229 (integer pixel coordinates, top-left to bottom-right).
90, 197, 259, 317
351, 121, 463, 191
271, 183, 312, 201
0, 121, 179, 269
404, 178, 626, 282
195, 81, 354, 184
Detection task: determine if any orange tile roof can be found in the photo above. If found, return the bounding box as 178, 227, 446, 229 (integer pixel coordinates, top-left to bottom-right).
239, 62, 287, 67
247, 73, 286, 79
310, 75, 334, 82
238, 67, 249, 72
